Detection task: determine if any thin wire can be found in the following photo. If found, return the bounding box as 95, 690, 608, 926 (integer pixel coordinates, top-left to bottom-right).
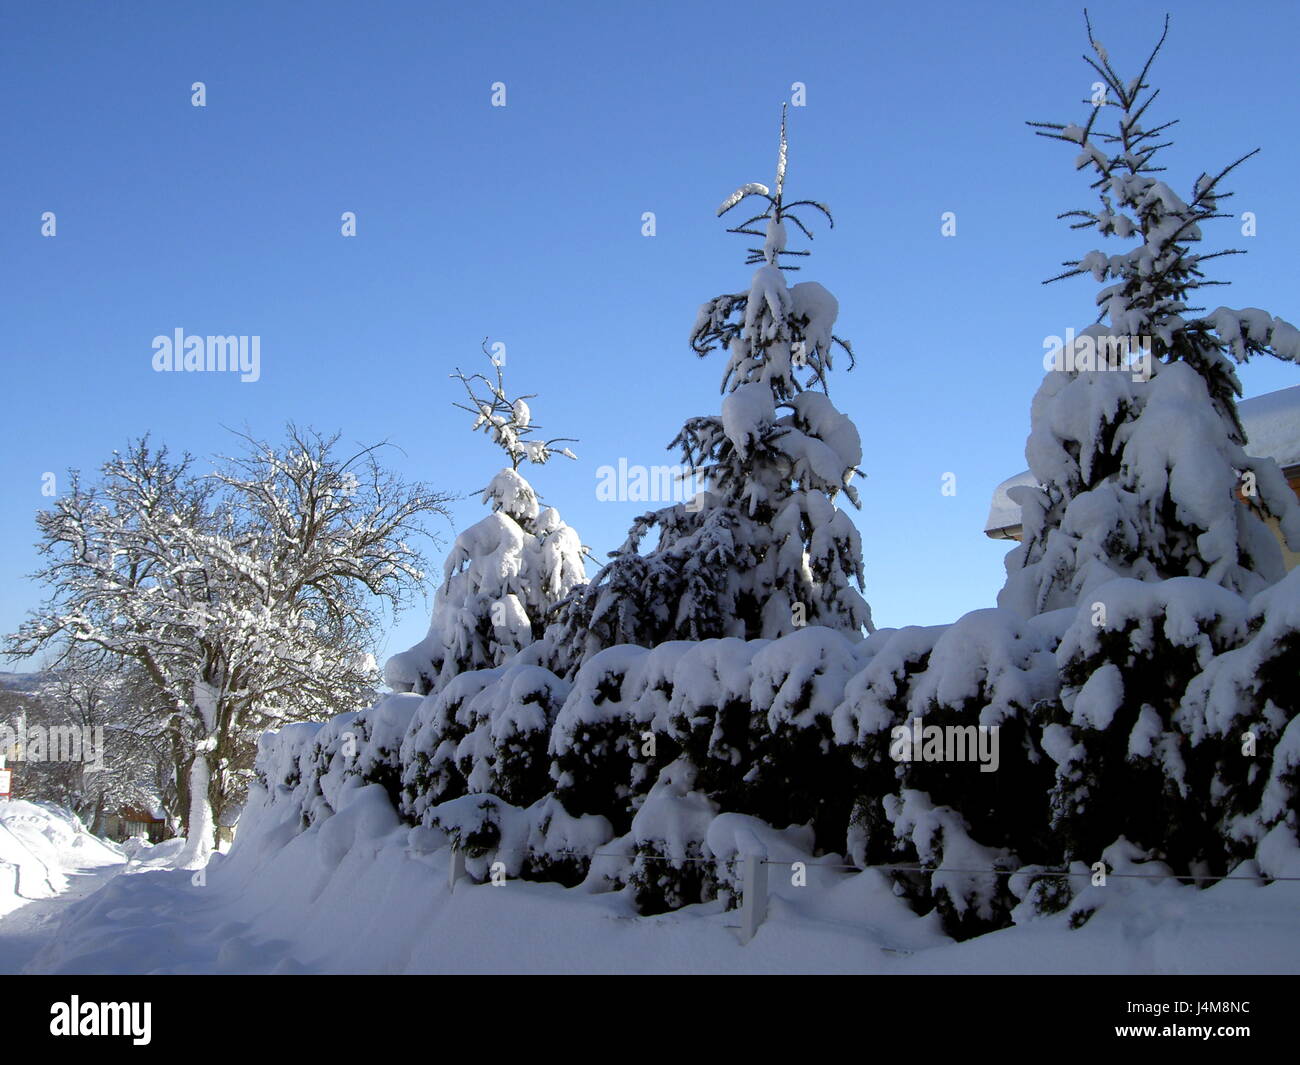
757, 862, 1300, 882
455, 847, 1300, 881
557, 850, 725, 865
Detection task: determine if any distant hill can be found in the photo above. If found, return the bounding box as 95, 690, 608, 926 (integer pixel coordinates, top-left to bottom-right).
0, 671, 50, 693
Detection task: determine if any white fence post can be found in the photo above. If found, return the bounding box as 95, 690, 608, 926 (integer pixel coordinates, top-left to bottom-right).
740, 852, 768, 943
448, 845, 466, 891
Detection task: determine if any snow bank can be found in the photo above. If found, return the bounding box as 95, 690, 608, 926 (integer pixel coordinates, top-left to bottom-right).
0, 801, 122, 918
24, 771, 1300, 974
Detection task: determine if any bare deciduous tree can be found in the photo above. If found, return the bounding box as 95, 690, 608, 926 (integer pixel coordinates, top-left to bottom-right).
6, 425, 453, 865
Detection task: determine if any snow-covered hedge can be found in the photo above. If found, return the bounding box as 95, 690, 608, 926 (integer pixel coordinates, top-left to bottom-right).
399, 662, 571, 823
245, 51, 1300, 940
250, 567, 1300, 938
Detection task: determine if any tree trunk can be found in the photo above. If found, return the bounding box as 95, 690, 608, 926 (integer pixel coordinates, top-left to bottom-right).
175, 680, 219, 869
176, 751, 214, 868
171, 725, 189, 836
91, 791, 107, 837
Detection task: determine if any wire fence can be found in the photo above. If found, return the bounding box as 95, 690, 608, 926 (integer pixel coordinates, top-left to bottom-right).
454, 845, 1300, 881
443, 842, 1300, 942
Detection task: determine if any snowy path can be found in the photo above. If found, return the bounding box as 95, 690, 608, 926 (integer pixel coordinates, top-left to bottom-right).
0, 860, 126, 974
30, 790, 1300, 974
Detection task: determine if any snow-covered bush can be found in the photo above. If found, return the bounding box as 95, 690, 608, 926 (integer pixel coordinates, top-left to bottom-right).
833, 612, 1068, 935
833, 624, 946, 867
252, 720, 330, 828
884, 789, 1020, 939
399, 668, 501, 823
523, 794, 615, 887
658, 638, 763, 814
625, 759, 723, 914
425, 793, 526, 875
548, 645, 664, 832
739, 627, 863, 850
248, 698, 412, 835
1178, 568, 1300, 866
483, 666, 574, 807
398, 661, 571, 823
1045, 577, 1250, 872
549, 627, 861, 871
1010, 838, 1173, 931
423, 793, 613, 887
337, 692, 423, 810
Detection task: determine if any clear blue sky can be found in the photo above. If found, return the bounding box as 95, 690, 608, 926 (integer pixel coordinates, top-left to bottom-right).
3, 0, 1298, 670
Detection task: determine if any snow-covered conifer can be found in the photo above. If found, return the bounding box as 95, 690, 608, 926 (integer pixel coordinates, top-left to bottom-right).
553, 112, 870, 675
1002, 16, 1300, 888
385, 347, 588, 694
1003, 15, 1300, 617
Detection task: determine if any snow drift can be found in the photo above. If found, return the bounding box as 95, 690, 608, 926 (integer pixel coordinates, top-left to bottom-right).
0, 801, 122, 919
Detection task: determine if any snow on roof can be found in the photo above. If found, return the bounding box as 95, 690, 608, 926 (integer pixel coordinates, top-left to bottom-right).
985, 385, 1300, 532
1239, 384, 1300, 470
985, 470, 1038, 532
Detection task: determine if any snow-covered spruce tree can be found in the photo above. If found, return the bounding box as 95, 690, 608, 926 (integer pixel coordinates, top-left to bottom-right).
530, 115, 872, 912
551, 110, 870, 677
1004, 15, 1300, 618
385, 347, 588, 696
1003, 16, 1300, 886
825, 19, 1300, 936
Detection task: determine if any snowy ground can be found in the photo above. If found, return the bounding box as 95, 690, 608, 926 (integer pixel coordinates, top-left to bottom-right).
0, 861, 123, 974
19, 787, 1300, 975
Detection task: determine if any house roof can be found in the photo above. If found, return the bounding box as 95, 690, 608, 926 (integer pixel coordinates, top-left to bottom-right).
986, 470, 1038, 535
1238, 384, 1300, 469
118, 805, 166, 823
985, 384, 1300, 534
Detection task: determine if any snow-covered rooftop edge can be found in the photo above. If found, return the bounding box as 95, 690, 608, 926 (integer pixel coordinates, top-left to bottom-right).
986, 384, 1300, 533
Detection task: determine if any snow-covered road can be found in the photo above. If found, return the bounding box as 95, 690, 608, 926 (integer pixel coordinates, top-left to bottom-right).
0, 859, 125, 974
